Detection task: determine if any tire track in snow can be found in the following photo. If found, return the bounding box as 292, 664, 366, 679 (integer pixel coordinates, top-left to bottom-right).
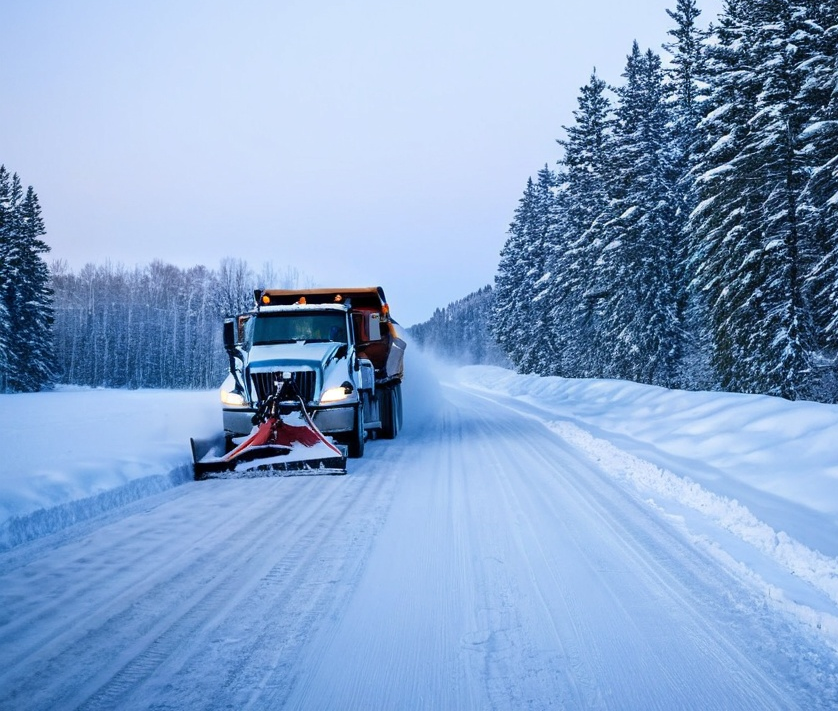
0, 471, 396, 711
74, 479, 350, 711
280, 391, 605, 708
2, 477, 311, 708
282, 401, 495, 709
0, 479, 313, 671
443, 401, 591, 709
185, 468, 396, 710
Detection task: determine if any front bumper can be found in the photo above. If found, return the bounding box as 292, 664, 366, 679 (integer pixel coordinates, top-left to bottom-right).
223, 403, 355, 438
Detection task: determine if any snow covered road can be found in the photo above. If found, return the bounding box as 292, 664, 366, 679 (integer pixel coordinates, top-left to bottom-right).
1, 373, 836, 709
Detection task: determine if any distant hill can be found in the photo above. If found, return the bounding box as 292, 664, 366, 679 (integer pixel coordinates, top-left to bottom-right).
407, 285, 510, 367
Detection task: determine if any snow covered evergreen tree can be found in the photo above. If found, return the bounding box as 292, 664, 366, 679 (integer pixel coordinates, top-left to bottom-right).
687, 0, 758, 393
663, 0, 713, 387
690, 0, 815, 399
548, 71, 615, 379
492, 167, 559, 373
664, 0, 708, 136
592, 43, 680, 386
492, 178, 533, 369
0, 166, 53, 392
15, 187, 54, 390
0, 167, 12, 390
801, 0, 838, 398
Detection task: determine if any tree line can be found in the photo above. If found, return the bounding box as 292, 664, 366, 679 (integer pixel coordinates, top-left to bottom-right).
492, 0, 838, 402
408, 285, 510, 367
50, 259, 307, 389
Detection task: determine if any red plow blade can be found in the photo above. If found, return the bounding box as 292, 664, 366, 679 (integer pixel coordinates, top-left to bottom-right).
192, 411, 346, 479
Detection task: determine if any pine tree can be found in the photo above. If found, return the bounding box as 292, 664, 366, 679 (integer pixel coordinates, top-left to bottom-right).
749, 0, 815, 398
689, 0, 764, 394
15, 187, 54, 390
0, 167, 13, 390
801, 0, 838, 398
663, 0, 713, 387
518, 165, 561, 375
690, 0, 814, 398
0, 168, 54, 392
492, 168, 559, 373
664, 0, 708, 136
549, 70, 615, 378
594, 43, 680, 386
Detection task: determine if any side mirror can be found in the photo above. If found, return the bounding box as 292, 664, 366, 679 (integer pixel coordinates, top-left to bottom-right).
223, 319, 238, 351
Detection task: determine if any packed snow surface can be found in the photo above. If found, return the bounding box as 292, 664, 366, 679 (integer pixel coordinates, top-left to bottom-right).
1, 354, 837, 708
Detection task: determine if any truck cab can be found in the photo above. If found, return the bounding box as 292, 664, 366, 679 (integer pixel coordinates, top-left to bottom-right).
220, 287, 405, 458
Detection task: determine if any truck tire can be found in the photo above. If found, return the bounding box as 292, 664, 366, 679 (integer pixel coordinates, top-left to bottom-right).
348, 399, 365, 458
380, 386, 399, 440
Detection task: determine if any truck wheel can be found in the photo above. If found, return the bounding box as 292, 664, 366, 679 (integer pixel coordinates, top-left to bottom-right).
381, 388, 399, 439
348, 399, 365, 458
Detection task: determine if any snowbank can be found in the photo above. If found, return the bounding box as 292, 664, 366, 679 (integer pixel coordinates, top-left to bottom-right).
0, 388, 219, 549
457, 366, 838, 551
456, 365, 838, 647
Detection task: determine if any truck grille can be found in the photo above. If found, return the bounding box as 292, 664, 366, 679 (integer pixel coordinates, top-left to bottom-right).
250, 370, 317, 404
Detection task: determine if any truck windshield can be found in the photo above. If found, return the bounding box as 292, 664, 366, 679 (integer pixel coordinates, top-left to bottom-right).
252, 312, 348, 345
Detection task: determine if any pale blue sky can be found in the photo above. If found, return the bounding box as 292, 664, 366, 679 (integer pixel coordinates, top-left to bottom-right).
1, 0, 721, 325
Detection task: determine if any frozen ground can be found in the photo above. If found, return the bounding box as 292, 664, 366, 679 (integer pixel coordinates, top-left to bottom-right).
1, 353, 837, 708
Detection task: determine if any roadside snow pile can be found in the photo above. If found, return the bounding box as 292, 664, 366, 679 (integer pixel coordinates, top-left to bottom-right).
457, 365, 838, 647
0, 387, 219, 550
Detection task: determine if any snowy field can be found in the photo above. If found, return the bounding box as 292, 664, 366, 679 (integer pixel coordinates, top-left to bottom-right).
0, 387, 220, 550
1, 354, 837, 708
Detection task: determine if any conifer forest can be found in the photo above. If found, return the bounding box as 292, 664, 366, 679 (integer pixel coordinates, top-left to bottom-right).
493, 0, 838, 402
408, 286, 510, 367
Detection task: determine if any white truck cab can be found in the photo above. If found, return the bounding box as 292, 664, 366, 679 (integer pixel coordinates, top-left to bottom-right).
220, 287, 405, 458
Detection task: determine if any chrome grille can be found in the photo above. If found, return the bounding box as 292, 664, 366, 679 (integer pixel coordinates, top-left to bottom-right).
250, 370, 317, 404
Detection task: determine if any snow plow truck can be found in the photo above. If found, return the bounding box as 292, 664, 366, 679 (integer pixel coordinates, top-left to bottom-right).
191, 286, 406, 478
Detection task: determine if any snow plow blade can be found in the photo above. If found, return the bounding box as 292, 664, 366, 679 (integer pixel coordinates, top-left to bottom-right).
192, 380, 347, 479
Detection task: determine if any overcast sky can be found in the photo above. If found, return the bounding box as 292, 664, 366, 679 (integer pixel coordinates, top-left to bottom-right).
1, 0, 722, 326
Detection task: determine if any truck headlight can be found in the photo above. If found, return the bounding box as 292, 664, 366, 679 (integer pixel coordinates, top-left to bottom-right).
221, 389, 246, 406
320, 383, 353, 403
